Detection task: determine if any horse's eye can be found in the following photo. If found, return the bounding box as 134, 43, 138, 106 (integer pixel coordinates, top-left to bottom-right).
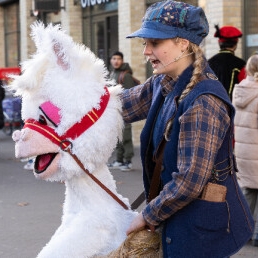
39, 115, 47, 125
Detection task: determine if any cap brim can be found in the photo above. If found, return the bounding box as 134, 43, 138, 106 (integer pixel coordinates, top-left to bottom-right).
126, 21, 204, 45
126, 21, 177, 39
127, 28, 174, 39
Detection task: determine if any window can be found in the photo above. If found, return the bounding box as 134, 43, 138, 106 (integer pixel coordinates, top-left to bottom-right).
244, 0, 258, 58
3, 2, 20, 67
82, 0, 118, 66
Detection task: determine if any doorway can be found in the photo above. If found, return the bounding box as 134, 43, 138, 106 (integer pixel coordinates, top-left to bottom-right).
92, 15, 118, 68
82, 0, 118, 68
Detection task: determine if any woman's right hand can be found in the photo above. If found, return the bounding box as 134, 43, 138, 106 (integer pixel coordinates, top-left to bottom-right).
126, 212, 155, 235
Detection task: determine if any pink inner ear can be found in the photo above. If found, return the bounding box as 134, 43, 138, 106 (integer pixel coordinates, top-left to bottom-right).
53, 42, 69, 70
40, 101, 61, 125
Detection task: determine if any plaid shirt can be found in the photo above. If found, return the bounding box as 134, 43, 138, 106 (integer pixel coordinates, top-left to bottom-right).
122, 75, 231, 226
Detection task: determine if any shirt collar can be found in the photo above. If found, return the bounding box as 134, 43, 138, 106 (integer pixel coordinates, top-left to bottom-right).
160, 75, 176, 97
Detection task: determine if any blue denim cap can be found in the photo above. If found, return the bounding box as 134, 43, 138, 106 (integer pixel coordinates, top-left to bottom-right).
127, 0, 209, 45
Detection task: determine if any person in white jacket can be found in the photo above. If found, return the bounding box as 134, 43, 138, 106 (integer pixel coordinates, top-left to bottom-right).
233, 54, 258, 246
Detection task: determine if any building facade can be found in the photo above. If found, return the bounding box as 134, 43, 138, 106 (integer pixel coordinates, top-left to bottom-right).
0, 0, 258, 144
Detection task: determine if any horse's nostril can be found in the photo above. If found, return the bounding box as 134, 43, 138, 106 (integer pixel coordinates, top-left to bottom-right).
12, 130, 21, 141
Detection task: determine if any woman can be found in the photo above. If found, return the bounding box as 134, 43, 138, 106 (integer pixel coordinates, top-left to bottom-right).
233, 54, 258, 247
122, 1, 254, 257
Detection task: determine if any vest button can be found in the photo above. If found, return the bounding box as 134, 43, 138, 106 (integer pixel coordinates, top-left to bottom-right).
166, 237, 171, 244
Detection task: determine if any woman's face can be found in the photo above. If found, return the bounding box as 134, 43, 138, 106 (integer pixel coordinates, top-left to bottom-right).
143, 38, 190, 78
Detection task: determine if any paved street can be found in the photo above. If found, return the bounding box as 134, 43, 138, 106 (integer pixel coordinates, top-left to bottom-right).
0, 131, 257, 258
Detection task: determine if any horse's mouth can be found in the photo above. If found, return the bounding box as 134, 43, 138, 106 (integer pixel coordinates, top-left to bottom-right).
35, 153, 58, 174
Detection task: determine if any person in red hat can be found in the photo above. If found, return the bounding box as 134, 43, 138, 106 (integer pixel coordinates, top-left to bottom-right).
208, 25, 246, 100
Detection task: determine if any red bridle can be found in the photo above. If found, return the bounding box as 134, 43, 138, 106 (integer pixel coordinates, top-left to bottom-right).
23, 87, 110, 150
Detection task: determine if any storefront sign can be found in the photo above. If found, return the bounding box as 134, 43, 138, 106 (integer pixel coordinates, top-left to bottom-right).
81, 0, 109, 8
247, 34, 258, 47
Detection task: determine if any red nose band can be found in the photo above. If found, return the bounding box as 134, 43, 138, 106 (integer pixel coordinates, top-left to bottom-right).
24, 87, 110, 149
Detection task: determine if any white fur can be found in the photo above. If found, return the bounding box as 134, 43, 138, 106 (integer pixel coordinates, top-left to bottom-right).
10, 22, 137, 257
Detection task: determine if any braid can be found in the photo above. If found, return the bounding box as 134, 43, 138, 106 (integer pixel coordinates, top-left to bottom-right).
178, 43, 206, 103
164, 41, 206, 140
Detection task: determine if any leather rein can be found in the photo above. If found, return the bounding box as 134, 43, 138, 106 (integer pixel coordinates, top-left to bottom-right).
65, 148, 129, 210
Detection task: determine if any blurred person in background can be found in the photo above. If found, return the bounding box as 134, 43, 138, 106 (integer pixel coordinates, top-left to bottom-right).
233, 54, 258, 247
108, 51, 134, 171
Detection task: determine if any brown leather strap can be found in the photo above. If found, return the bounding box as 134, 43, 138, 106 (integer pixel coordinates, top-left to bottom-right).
147, 137, 167, 203
66, 148, 129, 210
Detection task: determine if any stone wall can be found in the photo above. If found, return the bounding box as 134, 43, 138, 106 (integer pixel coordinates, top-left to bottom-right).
0, 7, 4, 66
118, 0, 146, 146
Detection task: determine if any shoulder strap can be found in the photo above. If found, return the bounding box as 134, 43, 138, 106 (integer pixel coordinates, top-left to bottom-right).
131, 138, 166, 209
147, 137, 167, 203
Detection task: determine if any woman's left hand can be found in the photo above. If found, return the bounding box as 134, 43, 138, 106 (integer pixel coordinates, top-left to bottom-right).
126, 212, 155, 235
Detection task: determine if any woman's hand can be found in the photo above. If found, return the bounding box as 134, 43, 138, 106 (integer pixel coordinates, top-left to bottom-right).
126, 212, 155, 235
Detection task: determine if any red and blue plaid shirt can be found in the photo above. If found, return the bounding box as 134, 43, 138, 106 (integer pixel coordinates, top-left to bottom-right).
122, 75, 231, 226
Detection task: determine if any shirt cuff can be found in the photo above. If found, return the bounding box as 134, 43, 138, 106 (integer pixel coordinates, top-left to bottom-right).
142, 202, 162, 227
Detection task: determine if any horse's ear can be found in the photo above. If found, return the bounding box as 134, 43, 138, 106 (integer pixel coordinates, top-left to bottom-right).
31, 22, 70, 71
30, 21, 46, 51
53, 42, 69, 70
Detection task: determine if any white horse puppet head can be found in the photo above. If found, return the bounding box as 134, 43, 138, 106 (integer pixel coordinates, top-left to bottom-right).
11, 22, 137, 258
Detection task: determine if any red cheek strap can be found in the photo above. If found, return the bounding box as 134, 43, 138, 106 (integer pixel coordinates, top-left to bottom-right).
24, 119, 70, 149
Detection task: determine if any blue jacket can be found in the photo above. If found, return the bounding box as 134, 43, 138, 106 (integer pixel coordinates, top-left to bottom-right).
140, 66, 254, 257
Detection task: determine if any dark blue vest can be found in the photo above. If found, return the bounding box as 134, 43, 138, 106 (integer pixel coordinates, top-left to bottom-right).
140, 66, 254, 257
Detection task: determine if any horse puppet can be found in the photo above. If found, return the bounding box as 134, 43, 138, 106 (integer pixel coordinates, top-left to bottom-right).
10, 22, 139, 257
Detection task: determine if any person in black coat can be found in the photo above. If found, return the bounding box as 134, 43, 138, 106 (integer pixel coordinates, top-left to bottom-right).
208, 25, 246, 100
108, 51, 135, 171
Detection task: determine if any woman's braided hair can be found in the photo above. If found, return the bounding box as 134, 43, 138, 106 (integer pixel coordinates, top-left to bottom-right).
164, 42, 206, 140
178, 43, 206, 103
